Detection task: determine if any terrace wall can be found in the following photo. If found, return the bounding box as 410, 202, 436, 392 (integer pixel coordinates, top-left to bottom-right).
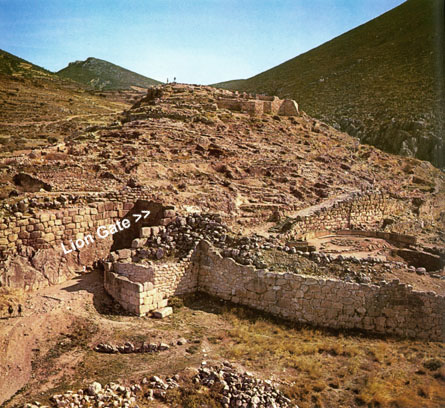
287, 192, 406, 239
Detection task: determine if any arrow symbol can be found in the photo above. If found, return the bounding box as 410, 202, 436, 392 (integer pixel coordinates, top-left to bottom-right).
132, 210, 150, 223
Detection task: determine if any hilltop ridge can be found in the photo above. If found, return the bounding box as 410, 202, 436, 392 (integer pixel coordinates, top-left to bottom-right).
57, 57, 161, 90
0, 50, 132, 153
0, 49, 53, 78
215, 0, 445, 167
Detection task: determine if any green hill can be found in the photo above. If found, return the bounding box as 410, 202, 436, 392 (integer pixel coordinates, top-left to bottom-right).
215, 0, 444, 167
0, 50, 128, 153
0, 49, 53, 78
57, 57, 161, 90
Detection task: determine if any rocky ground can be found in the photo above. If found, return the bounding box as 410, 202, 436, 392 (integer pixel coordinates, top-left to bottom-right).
1, 84, 444, 244
0, 271, 443, 408
0, 83, 444, 408
113, 211, 445, 291
0, 70, 142, 154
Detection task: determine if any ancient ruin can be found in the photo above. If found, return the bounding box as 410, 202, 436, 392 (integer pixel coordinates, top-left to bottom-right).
1, 83, 444, 407
100, 202, 444, 341
216, 92, 299, 116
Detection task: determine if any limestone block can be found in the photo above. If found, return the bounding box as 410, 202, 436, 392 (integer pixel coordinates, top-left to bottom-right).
43, 233, 55, 242
158, 298, 169, 308
164, 209, 176, 218
152, 307, 173, 318
40, 214, 50, 222
144, 289, 158, 297
140, 227, 152, 238
117, 248, 132, 259
139, 304, 151, 315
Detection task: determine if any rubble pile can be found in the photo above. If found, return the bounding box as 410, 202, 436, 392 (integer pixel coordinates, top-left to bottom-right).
129, 211, 442, 285
133, 212, 273, 268
24, 362, 299, 408
194, 362, 297, 408
24, 382, 141, 408
94, 340, 172, 354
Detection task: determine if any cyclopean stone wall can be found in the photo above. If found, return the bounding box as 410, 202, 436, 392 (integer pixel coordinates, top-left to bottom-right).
216, 95, 299, 117
0, 193, 172, 290
104, 238, 445, 341
194, 241, 445, 341
103, 251, 196, 316
286, 191, 406, 239
104, 264, 168, 316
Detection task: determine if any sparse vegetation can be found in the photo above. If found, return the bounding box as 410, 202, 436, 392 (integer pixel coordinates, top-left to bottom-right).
215, 0, 445, 167
218, 302, 445, 408
2, 287, 444, 408
164, 385, 223, 408
57, 57, 161, 90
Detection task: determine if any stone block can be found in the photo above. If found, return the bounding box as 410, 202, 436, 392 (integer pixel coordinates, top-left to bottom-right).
117, 249, 132, 259
152, 307, 173, 319
140, 227, 152, 238
164, 209, 175, 218
158, 298, 169, 308
144, 282, 154, 291
43, 233, 55, 242
139, 304, 151, 315
132, 238, 147, 248
40, 214, 50, 222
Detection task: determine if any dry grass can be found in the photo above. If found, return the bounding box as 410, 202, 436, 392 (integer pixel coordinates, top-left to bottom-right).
4, 294, 444, 408
219, 304, 445, 408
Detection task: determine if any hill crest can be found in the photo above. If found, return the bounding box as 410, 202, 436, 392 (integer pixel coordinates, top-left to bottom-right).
57, 57, 161, 90
0, 49, 53, 78
215, 0, 445, 168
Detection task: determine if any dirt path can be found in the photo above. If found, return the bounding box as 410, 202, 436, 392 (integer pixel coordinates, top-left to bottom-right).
0, 272, 104, 404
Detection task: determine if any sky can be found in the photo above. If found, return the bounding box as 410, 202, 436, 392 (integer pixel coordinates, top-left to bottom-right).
0, 0, 406, 84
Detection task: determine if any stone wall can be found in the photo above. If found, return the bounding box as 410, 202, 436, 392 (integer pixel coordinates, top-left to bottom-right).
104, 255, 196, 316
104, 237, 444, 340
0, 193, 173, 290
300, 229, 417, 247
104, 267, 167, 316
216, 95, 299, 117
287, 191, 405, 239
194, 241, 445, 341
216, 98, 242, 112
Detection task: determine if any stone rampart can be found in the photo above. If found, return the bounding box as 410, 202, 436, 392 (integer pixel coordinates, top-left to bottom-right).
0, 193, 173, 290
287, 191, 406, 239
103, 255, 196, 316
216, 95, 299, 117
195, 241, 445, 341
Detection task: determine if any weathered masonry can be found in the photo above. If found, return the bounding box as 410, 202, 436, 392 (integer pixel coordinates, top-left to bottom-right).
0, 193, 173, 290
1, 189, 443, 341
216, 93, 299, 117
104, 240, 445, 341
